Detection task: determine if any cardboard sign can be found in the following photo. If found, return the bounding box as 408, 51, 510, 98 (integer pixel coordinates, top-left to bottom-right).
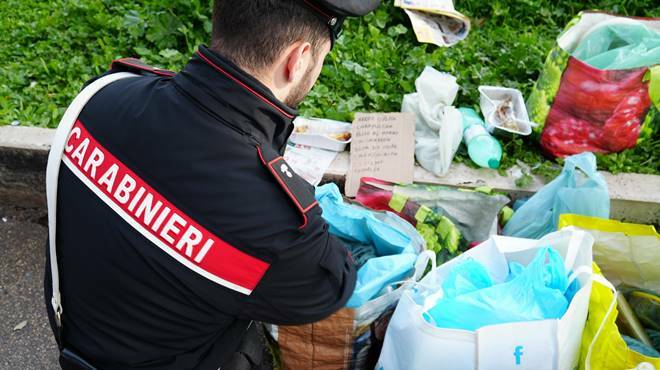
345, 112, 415, 197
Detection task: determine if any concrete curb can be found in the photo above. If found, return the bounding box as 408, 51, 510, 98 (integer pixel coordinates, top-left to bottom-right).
0, 127, 52, 209
2, 126, 659, 224
326, 152, 660, 225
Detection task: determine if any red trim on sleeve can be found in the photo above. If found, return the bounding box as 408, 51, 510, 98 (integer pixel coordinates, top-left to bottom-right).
268, 156, 284, 166
302, 202, 318, 213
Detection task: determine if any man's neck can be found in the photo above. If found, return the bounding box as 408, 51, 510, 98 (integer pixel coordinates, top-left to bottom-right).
208, 46, 290, 105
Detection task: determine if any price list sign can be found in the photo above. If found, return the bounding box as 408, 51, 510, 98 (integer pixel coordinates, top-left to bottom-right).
345, 112, 415, 196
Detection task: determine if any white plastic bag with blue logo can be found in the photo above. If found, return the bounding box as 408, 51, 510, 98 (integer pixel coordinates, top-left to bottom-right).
376, 228, 594, 370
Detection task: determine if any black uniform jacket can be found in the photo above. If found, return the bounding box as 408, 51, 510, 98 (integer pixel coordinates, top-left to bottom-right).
45, 45, 356, 369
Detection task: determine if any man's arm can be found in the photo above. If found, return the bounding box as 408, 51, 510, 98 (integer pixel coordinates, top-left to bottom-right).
239, 215, 356, 325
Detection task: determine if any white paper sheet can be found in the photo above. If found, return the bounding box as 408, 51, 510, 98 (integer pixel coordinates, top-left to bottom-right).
284, 144, 338, 186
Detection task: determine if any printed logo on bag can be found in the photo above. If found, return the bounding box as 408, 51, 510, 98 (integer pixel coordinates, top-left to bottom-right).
62, 120, 270, 295
513, 345, 524, 365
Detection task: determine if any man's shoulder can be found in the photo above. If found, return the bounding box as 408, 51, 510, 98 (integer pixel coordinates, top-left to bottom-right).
254, 144, 319, 230
74, 66, 321, 252
81, 58, 175, 89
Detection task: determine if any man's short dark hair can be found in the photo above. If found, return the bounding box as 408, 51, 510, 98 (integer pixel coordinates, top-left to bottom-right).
211, 0, 329, 72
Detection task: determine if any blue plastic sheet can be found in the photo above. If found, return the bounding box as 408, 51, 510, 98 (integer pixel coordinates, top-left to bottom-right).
423, 247, 576, 331
315, 184, 420, 308
503, 152, 609, 239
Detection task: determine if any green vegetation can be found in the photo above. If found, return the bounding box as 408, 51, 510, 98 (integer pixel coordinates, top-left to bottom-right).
1, 0, 658, 175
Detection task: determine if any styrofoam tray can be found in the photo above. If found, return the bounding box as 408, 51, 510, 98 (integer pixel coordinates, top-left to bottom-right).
290, 117, 352, 152
478, 86, 537, 136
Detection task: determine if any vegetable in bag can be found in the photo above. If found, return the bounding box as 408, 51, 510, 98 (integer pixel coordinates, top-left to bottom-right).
527, 12, 659, 158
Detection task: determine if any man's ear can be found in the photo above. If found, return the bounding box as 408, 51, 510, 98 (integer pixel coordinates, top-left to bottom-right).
285, 42, 312, 83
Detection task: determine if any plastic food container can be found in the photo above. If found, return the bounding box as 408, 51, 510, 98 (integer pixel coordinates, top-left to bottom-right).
478, 86, 537, 136
290, 117, 352, 152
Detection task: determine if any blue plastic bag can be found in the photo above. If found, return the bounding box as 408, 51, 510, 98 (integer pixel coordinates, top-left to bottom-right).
315, 183, 423, 308
316, 184, 416, 256
572, 22, 660, 70
441, 258, 493, 297
346, 253, 418, 308
503, 152, 609, 239
423, 247, 573, 331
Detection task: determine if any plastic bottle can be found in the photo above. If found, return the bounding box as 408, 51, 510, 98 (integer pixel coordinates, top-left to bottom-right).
458, 108, 502, 169
633, 362, 655, 370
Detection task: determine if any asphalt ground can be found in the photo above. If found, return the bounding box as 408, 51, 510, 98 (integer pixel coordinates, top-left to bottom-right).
0, 205, 276, 370
0, 205, 58, 369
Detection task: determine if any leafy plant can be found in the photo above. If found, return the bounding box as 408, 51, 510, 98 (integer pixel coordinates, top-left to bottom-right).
0, 0, 658, 175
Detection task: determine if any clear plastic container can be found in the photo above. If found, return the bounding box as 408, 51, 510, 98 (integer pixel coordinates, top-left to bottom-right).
478, 86, 537, 136
289, 117, 352, 152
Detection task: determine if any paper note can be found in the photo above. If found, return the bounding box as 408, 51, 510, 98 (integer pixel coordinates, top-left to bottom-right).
284, 144, 339, 186
345, 112, 415, 197
394, 0, 470, 47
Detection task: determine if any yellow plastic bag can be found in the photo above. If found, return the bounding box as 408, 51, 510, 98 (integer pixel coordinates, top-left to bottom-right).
558, 214, 660, 291
559, 215, 660, 369
577, 264, 660, 370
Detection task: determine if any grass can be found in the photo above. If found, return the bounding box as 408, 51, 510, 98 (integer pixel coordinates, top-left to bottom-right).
0, 0, 658, 176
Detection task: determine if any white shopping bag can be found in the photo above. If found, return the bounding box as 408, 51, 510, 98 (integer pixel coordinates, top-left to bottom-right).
377, 228, 594, 370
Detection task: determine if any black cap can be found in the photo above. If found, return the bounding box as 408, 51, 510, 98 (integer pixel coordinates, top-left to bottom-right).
300, 0, 381, 45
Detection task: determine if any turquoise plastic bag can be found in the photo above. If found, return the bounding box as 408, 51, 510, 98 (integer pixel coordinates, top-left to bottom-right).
572, 22, 660, 70
315, 184, 423, 308
316, 184, 416, 256
346, 253, 418, 308
441, 258, 493, 297
423, 247, 572, 331
503, 152, 609, 239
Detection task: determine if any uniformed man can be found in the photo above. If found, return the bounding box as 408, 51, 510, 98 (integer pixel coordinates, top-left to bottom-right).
44, 1, 380, 369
